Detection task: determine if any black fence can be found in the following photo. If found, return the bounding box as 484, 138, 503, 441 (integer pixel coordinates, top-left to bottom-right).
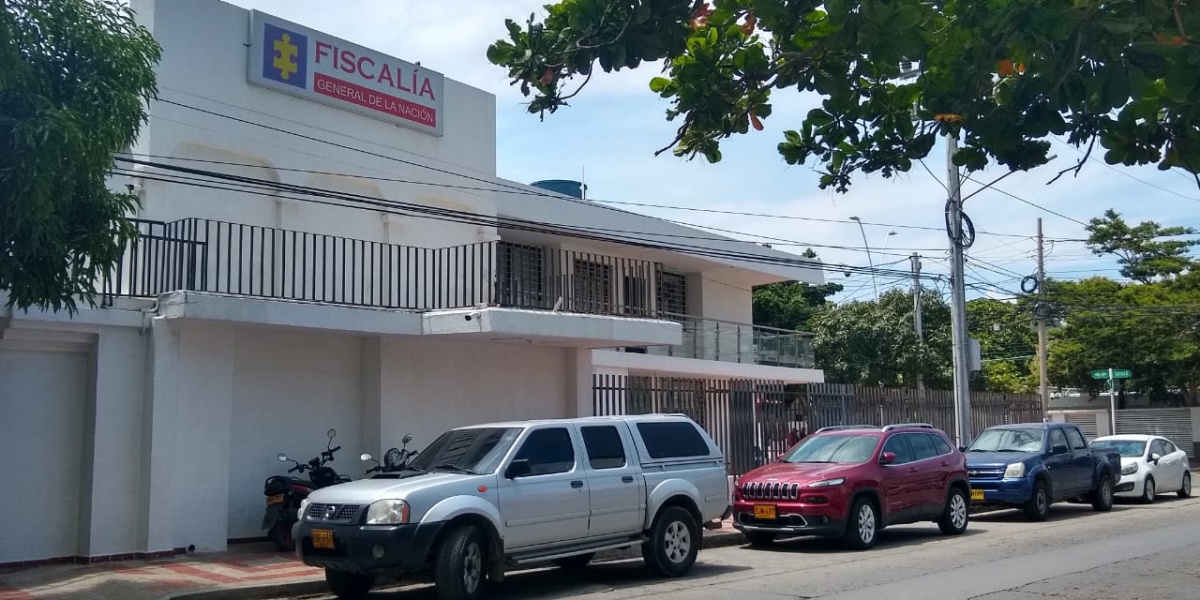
593, 375, 1044, 475
108, 219, 673, 313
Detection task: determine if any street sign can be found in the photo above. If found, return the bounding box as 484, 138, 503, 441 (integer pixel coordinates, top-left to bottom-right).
1090, 369, 1132, 380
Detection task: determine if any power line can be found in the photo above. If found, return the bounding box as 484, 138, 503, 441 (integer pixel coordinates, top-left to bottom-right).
112, 161, 936, 282
962, 176, 1090, 226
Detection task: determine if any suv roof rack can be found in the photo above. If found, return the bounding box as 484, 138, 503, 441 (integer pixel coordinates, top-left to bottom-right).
881, 423, 935, 431
814, 424, 879, 434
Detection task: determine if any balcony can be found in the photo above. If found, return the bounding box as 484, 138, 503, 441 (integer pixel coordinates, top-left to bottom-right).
102, 219, 667, 318
640, 314, 815, 369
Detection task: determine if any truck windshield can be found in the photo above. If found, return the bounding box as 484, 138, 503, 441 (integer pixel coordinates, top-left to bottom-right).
968, 428, 1045, 453
407, 427, 521, 474
782, 434, 880, 464
1091, 440, 1146, 458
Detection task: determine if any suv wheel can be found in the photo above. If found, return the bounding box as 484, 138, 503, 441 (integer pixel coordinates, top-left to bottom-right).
1023, 479, 1050, 521
1091, 474, 1114, 512
937, 488, 969, 535
743, 530, 776, 547
842, 497, 878, 550
324, 569, 374, 600
1179, 471, 1192, 498
643, 506, 700, 577
434, 524, 486, 600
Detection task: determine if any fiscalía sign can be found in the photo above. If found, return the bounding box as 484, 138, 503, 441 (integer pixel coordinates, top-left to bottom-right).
247, 10, 445, 136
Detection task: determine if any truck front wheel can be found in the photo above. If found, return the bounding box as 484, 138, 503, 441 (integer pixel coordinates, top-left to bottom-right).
1023, 480, 1050, 521
1091, 474, 1114, 512
434, 524, 487, 600
324, 569, 374, 600
643, 506, 700, 577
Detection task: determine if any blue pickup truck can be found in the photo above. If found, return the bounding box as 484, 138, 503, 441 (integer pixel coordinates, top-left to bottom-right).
965, 423, 1122, 521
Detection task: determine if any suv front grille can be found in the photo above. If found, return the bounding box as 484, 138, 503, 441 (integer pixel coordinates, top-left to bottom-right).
741, 481, 800, 501
306, 503, 363, 523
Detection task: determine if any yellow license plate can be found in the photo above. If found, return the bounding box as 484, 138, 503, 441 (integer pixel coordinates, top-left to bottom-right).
311, 529, 335, 550
266, 493, 285, 506
971, 489, 984, 501
753, 505, 777, 520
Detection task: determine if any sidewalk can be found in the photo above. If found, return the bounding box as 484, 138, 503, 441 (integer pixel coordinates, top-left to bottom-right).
0, 521, 742, 600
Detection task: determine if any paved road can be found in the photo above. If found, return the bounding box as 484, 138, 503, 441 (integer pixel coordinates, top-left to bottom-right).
284, 496, 1200, 600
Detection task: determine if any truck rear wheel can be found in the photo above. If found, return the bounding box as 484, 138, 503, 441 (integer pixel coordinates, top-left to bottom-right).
643, 506, 699, 577
1091, 474, 1114, 512
324, 569, 374, 600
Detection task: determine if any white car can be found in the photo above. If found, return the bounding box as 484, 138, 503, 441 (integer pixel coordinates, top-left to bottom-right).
1090, 435, 1192, 503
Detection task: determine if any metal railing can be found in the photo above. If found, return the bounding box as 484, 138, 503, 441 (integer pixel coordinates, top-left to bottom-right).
102, 219, 663, 317
103, 218, 496, 310
642, 313, 815, 369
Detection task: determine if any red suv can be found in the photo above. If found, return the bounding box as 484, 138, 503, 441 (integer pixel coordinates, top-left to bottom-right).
732, 423, 969, 550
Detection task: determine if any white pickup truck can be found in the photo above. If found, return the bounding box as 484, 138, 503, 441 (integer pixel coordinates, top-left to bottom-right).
294, 414, 730, 600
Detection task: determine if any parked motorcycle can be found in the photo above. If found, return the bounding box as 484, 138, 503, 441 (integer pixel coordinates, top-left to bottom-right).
261, 428, 351, 551
361, 433, 418, 475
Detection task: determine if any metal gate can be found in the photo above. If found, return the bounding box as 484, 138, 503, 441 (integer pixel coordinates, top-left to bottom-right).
1115, 408, 1194, 458
1061, 410, 1103, 440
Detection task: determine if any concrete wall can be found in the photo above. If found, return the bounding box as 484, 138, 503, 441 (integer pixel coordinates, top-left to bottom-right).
227, 329, 364, 539
128, 0, 497, 248
369, 337, 576, 455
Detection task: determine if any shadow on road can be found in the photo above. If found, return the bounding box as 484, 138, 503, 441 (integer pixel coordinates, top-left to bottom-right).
364, 561, 749, 600
971, 501, 1144, 523
736, 523, 988, 555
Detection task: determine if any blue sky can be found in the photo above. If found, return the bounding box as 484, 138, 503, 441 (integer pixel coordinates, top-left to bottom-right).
224, 0, 1200, 303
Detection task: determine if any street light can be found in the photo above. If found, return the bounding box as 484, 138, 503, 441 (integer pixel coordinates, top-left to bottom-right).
849, 216, 879, 298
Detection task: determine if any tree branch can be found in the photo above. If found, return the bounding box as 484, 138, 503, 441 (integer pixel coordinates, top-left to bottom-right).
1047, 135, 1096, 185
1173, 0, 1190, 42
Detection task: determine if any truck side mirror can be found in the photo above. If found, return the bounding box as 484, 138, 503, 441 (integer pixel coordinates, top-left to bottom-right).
1052, 444, 1069, 455
1151, 453, 1162, 464
505, 459, 532, 479
880, 452, 897, 465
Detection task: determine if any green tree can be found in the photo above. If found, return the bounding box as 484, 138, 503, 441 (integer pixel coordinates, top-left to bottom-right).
1, 0, 160, 313
753, 249, 843, 330
1085, 209, 1199, 283
811, 288, 951, 388
966, 298, 1037, 393
1044, 276, 1200, 405
489, 1, 1200, 193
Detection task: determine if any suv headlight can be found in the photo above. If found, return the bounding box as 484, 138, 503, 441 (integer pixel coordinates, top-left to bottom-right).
365, 500, 410, 525
808, 478, 846, 488
1003, 463, 1026, 478
299, 498, 311, 520
1121, 462, 1138, 476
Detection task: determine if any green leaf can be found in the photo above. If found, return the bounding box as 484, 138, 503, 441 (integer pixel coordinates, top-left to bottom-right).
649, 77, 672, 93
1102, 65, 1131, 110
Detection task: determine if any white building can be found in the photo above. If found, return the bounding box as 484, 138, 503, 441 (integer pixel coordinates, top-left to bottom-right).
0, 0, 825, 566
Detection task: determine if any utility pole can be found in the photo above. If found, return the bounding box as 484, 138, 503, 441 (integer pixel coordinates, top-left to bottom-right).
1036, 218, 1049, 419
911, 252, 924, 391
946, 135, 973, 447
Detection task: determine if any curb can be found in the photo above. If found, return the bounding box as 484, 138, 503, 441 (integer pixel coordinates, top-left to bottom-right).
167, 580, 329, 600
169, 531, 747, 600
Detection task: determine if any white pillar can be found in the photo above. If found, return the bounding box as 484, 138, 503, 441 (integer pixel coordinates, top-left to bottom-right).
79, 327, 147, 557
138, 316, 179, 555
566, 348, 593, 417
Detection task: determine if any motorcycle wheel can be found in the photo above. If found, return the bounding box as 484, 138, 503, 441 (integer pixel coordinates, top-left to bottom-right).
268, 520, 295, 552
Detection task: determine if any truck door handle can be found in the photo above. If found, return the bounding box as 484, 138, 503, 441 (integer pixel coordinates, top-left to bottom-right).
571, 480, 584, 489
621, 475, 634, 483
940, 462, 950, 467
908, 467, 919, 473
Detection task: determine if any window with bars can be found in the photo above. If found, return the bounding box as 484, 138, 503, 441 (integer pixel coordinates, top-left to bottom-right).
497, 242, 545, 308
656, 270, 687, 319
572, 259, 612, 313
